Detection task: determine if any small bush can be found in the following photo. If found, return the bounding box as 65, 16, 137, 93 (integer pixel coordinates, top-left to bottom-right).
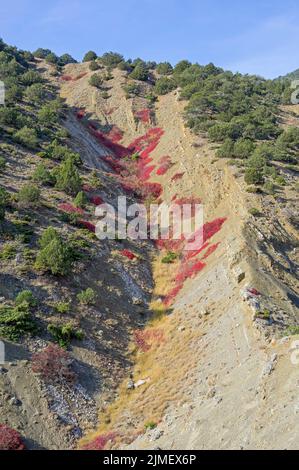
14, 126, 38, 149
74, 191, 88, 208
32, 163, 54, 185
244, 155, 265, 185
216, 138, 234, 158
15, 290, 37, 308
0, 242, 17, 260
89, 74, 103, 88
0, 156, 6, 171
53, 301, 70, 314
0, 187, 9, 220
21, 69, 43, 85
38, 104, 59, 126
89, 60, 100, 71
0, 424, 25, 450
123, 82, 141, 98
35, 236, 73, 276
32, 343, 77, 383
47, 322, 83, 348
144, 421, 157, 430
284, 325, 299, 336
248, 207, 261, 217
77, 288, 96, 305
275, 175, 287, 186
18, 183, 40, 207
118, 60, 133, 72
255, 309, 271, 320
233, 138, 255, 159
24, 83, 45, 103
161, 251, 178, 263
129, 63, 149, 81
263, 181, 275, 194
0, 301, 37, 341
38, 227, 60, 249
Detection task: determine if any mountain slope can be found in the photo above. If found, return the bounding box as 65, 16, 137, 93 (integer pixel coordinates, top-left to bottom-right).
0, 45, 298, 450
57, 61, 299, 450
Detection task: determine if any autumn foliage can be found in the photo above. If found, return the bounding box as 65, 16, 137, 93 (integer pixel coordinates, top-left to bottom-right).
31, 343, 77, 384
81, 432, 117, 450
0, 425, 25, 450
134, 328, 165, 352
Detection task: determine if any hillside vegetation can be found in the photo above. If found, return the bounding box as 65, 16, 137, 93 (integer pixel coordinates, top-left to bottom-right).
0, 40, 298, 450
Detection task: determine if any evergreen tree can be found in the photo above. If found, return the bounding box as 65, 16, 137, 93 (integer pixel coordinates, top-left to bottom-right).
55, 157, 81, 195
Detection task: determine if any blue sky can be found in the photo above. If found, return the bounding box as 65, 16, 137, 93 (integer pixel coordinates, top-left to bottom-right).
1, 0, 299, 78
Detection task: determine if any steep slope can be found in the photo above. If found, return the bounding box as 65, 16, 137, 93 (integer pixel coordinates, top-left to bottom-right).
57, 62, 299, 450
0, 48, 298, 450
0, 56, 154, 449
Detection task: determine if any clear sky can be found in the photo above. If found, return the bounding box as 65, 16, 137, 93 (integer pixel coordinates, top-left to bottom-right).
1, 0, 298, 78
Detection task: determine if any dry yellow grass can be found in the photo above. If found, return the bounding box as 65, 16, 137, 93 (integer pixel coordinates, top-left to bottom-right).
79, 248, 203, 448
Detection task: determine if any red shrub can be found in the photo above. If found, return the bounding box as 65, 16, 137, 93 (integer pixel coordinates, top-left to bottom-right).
156, 164, 171, 176
156, 156, 173, 176
247, 287, 261, 296
162, 217, 226, 306
61, 73, 87, 81
183, 241, 209, 261
0, 425, 25, 450
135, 109, 151, 123
133, 330, 151, 352
61, 75, 72, 81
142, 182, 162, 199
78, 220, 96, 232
120, 249, 136, 260
128, 128, 164, 156
201, 242, 220, 260
134, 329, 164, 352
76, 110, 85, 120
107, 126, 123, 143
174, 196, 202, 206
155, 237, 184, 252
203, 217, 227, 243
138, 164, 156, 181
58, 203, 85, 215
175, 260, 206, 283
82, 184, 95, 193
163, 283, 184, 306
171, 172, 185, 182
102, 155, 125, 173
82, 432, 117, 450
88, 125, 129, 158
89, 196, 104, 206
32, 344, 76, 384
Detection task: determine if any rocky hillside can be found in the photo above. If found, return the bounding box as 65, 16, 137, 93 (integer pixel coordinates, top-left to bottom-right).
0, 44, 298, 450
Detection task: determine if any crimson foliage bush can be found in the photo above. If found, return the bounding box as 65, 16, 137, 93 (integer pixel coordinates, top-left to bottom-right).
31, 343, 77, 384
0, 424, 25, 450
